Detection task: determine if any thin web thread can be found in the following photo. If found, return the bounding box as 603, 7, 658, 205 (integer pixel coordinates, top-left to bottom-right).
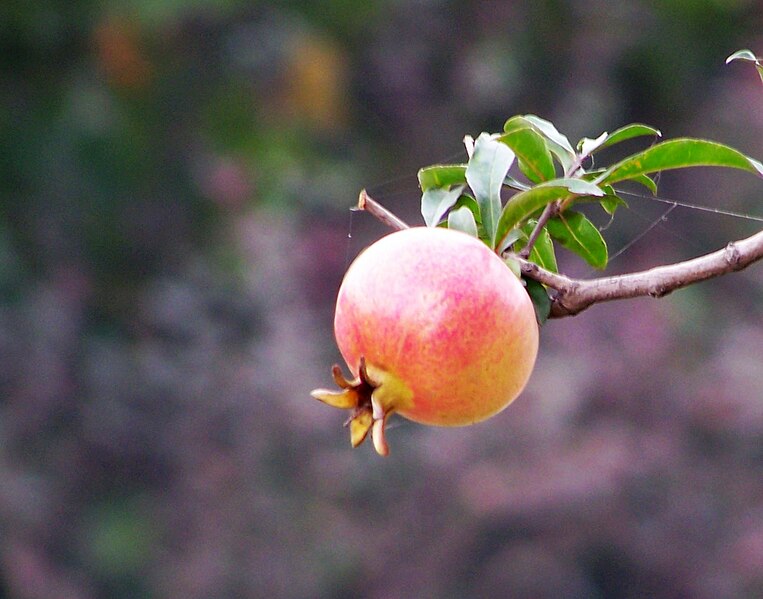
606, 188, 763, 262
608, 203, 679, 262
617, 189, 763, 223
365, 148, 465, 197
352, 155, 763, 265
344, 206, 356, 271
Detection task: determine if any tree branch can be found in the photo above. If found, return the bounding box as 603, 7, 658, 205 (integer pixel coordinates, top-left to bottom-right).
516, 230, 763, 317
357, 189, 410, 231
518, 201, 559, 258
356, 191, 763, 319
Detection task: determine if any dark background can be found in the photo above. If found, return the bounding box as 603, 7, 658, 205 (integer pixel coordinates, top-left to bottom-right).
1, 1, 762, 597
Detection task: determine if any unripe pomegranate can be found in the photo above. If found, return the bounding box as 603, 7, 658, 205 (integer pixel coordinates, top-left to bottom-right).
312, 226, 539, 455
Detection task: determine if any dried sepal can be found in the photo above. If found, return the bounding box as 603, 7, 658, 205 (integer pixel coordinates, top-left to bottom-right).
310, 388, 359, 410
310, 357, 413, 456
348, 411, 373, 447
371, 417, 389, 456
331, 364, 355, 389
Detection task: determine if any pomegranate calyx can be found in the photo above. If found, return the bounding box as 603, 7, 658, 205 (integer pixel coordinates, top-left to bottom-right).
310, 357, 412, 456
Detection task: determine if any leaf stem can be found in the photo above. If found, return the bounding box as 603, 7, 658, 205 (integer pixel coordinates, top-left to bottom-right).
518, 202, 559, 258
519, 145, 589, 258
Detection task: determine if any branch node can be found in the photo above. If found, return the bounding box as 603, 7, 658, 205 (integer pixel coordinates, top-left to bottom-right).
724, 241, 742, 268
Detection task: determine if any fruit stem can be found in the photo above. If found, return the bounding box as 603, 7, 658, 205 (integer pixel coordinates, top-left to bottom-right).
357, 189, 409, 231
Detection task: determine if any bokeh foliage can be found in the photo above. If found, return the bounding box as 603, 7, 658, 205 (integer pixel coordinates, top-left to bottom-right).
1, 1, 762, 597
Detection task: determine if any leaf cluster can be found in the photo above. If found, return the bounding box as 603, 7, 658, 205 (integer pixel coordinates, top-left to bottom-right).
418, 111, 763, 322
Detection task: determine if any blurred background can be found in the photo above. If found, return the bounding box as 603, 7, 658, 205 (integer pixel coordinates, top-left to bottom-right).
1, 1, 763, 597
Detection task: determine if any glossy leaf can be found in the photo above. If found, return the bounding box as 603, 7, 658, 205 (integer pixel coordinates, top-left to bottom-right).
579, 167, 607, 181
452, 195, 486, 241
631, 173, 658, 195
516, 114, 576, 173
524, 277, 551, 325
503, 174, 531, 191
494, 178, 605, 250
599, 138, 763, 185
547, 211, 608, 269
530, 232, 557, 273
465, 132, 515, 246
452, 194, 482, 224
447, 205, 479, 237
726, 49, 763, 83
501, 118, 556, 182
496, 228, 525, 255
599, 192, 627, 216
421, 185, 465, 227
546, 178, 605, 196
726, 49, 759, 63
577, 131, 609, 156
418, 164, 467, 191
598, 123, 662, 151
569, 184, 627, 216
518, 220, 558, 273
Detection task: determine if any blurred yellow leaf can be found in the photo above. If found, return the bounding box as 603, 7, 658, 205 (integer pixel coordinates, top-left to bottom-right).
282, 33, 348, 130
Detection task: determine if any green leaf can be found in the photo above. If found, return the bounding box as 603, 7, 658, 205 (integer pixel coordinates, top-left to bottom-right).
631, 173, 658, 194
524, 277, 551, 325
726, 49, 759, 63
503, 174, 531, 191
518, 221, 558, 273
517, 115, 576, 173
451, 195, 488, 242
530, 234, 557, 273
494, 178, 605, 250
418, 164, 467, 191
547, 211, 608, 269
569, 184, 627, 216
727, 50, 763, 84
452, 194, 482, 225
501, 118, 556, 182
421, 185, 465, 227
496, 187, 566, 249
551, 178, 606, 196
595, 184, 627, 216
496, 228, 524, 255
447, 205, 478, 237
599, 193, 627, 216
503, 255, 522, 279
577, 131, 609, 156
598, 123, 662, 151
599, 138, 763, 185
465, 133, 515, 247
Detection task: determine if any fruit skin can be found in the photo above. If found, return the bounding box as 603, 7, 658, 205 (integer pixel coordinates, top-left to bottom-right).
334, 226, 539, 428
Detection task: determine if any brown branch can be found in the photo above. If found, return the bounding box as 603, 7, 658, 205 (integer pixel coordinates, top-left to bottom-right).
517, 229, 763, 317
357, 189, 409, 230
518, 201, 559, 258
356, 190, 763, 319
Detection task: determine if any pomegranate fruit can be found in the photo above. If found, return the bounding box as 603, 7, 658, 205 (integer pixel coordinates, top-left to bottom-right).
311, 226, 539, 455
